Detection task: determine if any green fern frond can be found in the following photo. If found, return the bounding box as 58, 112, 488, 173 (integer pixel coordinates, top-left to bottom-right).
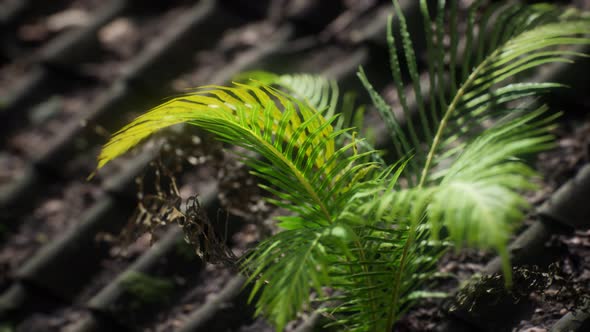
332, 103, 555, 326
420, 4, 589, 185
236, 71, 341, 125
360, 1, 589, 182
324, 217, 444, 331
341, 1, 590, 330
98, 84, 330, 169
356, 0, 589, 243
95, 75, 384, 329
242, 228, 329, 330
349, 109, 552, 301
96, 83, 376, 226
238, 71, 384, 163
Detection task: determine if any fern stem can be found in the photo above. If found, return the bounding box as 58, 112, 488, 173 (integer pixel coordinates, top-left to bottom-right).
434, 0, 448, 111
354, 239, 380, 331
385, 223, 417, 330
449, 0, 458, 97
418, 52, 496, 187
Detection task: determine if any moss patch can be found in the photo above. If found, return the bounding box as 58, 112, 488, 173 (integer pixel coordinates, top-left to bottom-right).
121, 271, 175, 304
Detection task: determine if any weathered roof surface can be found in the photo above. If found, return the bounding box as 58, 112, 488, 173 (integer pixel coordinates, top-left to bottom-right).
0, 1, 589, 331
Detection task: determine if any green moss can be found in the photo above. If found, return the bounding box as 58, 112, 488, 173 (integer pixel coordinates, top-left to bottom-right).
0, 323, 14, 332
175, 238, 198, 261
120, 271, 175, 304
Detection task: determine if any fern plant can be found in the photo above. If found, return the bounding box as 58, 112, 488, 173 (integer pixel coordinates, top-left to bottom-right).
94, 1, 590, 331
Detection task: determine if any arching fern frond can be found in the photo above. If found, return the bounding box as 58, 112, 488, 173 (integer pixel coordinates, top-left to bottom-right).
325, 104, 558, 330
242, 228, 328, 330
357, 0, 590, 245
359, 0, 590, 185
340, 1, 590, 330
95, 78, 383, 330
323, 223, 445, 331
323, 168, 446, 331
97, 83, 375, 227
242, 225, 356, 331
